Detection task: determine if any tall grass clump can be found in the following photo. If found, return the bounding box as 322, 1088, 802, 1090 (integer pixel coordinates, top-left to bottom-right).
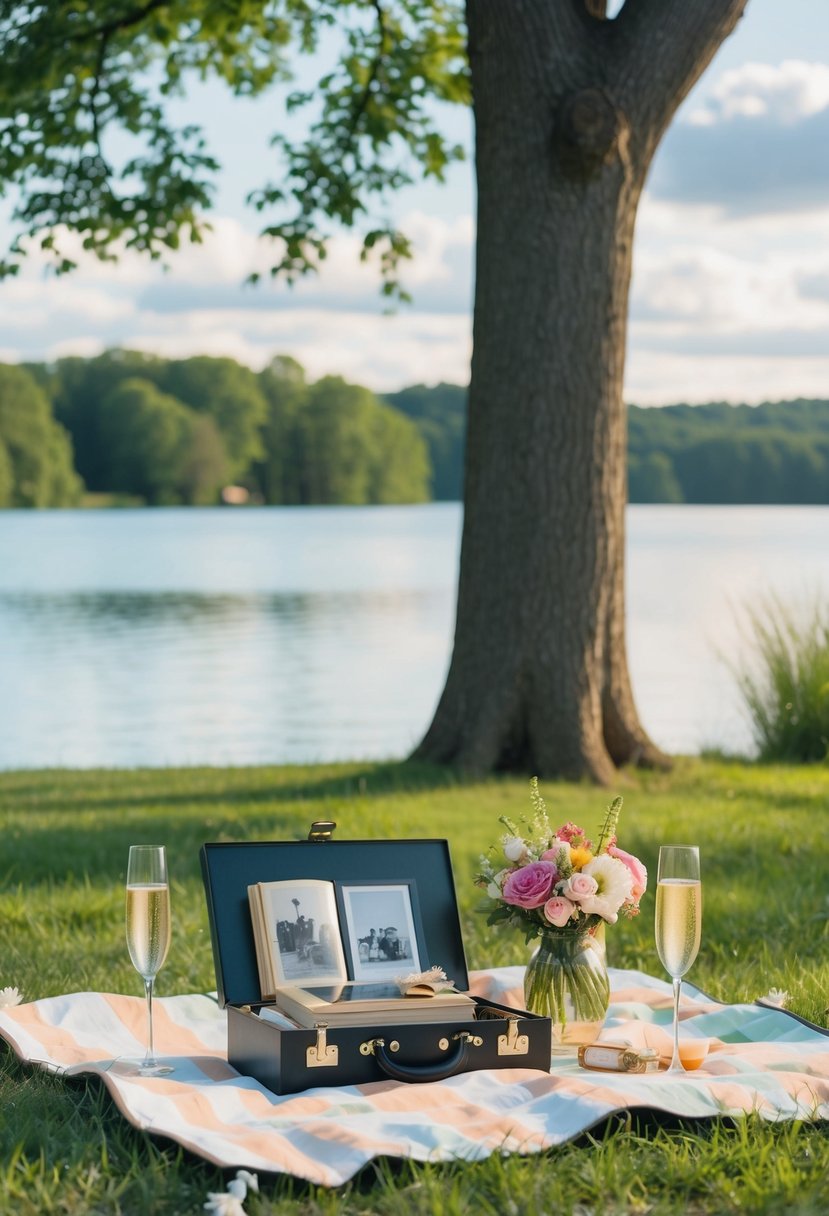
735, 594, 829, 762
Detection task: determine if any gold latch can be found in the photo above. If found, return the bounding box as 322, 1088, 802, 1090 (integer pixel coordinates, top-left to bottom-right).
306, 1023, 338, 1069
307, 820, 336, 842
497, 1018, 529, 1057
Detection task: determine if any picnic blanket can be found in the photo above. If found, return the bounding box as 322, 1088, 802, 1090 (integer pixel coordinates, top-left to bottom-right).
1, 967, 827, 1187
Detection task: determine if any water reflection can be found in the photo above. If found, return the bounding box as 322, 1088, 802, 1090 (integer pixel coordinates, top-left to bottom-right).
1, 503, 828, 768
0, 586, 454, 769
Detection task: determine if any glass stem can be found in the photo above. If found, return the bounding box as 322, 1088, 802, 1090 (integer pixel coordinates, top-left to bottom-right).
669, 976, 684, 1072
144, 976, 156, 1066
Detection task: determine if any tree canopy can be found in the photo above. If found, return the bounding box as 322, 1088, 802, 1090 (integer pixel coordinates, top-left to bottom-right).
0, 0, 468, 297
0, 363, 82, 506
10, 350, 433, 507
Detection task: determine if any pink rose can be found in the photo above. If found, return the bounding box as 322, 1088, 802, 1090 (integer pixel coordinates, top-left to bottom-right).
502, 861, 557, 909
561, 872, 599, 902
543, 896, 577, 927
608, 846, 648, 903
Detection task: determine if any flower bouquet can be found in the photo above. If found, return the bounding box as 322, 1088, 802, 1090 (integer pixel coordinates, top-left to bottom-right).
476, 780, 647, 1045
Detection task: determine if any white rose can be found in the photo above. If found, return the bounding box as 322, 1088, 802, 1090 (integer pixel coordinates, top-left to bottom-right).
503, 836, 528, 863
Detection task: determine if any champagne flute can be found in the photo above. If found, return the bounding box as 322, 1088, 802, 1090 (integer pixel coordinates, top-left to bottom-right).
125, 845, 173, 1076
655, 845, 702, 1073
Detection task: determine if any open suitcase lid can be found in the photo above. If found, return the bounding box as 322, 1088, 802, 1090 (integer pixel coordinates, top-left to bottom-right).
200, 835, 470, 1008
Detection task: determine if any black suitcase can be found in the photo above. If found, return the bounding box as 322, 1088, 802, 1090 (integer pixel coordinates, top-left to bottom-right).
200, 826, 552, 1095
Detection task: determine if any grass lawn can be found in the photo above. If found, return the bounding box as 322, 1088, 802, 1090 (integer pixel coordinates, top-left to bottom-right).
1, 757, 828, 1214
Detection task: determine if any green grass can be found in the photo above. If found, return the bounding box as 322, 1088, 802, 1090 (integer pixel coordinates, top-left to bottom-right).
1, 758, 828, 1215
734, 594, 829, 762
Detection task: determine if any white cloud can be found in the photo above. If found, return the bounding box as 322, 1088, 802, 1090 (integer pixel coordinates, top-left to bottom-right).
0, 210, 473, 388
630, 186, 829, 400
688, 60, 829, 126
122, 308, 471, 390
632, 241, 829, 334
650, 60, 829, 216
625, 350, 829, 406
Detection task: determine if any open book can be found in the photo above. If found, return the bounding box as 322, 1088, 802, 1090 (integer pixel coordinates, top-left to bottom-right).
248, 878, 347, 1001
269, 981, 474, 1029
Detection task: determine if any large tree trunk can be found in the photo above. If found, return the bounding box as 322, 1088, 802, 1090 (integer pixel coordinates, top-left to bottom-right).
414, 0, 747, 783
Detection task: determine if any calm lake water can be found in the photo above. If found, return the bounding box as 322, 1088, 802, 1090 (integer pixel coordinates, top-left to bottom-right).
1, 504, 827, 769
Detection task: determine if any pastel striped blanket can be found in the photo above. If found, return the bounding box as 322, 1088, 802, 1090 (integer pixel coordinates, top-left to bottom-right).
1, 968, 827, 1187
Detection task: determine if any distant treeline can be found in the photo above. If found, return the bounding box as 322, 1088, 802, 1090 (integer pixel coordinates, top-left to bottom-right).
1, 351, 828, 507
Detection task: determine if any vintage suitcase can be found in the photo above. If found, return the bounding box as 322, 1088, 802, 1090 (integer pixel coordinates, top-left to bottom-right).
200, 825, 552, 1094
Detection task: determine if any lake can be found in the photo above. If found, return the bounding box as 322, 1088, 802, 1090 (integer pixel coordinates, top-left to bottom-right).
1, 504, 827, 770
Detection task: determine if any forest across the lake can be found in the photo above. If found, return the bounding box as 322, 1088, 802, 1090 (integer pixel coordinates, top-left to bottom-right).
2, 350, 828, 508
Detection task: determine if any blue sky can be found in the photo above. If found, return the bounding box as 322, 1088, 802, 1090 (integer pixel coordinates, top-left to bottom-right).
1, 0, 828, 402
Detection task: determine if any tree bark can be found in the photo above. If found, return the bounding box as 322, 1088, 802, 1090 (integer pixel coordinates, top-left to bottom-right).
414, 0, 748, 783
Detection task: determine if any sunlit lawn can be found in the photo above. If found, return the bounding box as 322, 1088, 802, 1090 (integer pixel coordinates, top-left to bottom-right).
1, 758, 828, 1214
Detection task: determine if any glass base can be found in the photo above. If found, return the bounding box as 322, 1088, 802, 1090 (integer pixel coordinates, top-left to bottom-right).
551, 1017, 605, 1053
111, 1058, 174, 1078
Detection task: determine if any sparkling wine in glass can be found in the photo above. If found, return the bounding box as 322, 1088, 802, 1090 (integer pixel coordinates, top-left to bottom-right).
655, 845, 702, 1074
125, 845, 173, 1076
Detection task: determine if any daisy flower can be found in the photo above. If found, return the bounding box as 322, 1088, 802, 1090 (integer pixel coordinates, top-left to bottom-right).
579, 855, 633, 923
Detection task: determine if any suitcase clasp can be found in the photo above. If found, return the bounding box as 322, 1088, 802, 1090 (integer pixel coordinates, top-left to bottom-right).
497, 1018, 529, 1057
307, 1023, 339, 1068
307, 820, 336, 842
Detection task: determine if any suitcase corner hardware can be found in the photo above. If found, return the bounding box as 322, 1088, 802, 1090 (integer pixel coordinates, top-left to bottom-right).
497, 1018, 529, 1057
307, 1023, 338, 1068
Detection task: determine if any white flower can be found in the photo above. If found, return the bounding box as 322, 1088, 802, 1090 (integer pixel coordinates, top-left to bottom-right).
502, 836, 528, 863
235, 1171, 259, 1194
487, 868, 509, 899
204, 1171, 258, 1215
759, 988, 789, 1009
0, 987, 22, 1009
579, 855, 633, 923
204, 1193, 246, 1216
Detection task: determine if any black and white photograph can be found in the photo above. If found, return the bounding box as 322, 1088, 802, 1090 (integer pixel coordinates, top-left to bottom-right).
338, 881, 422, 981
262, 878, 347, 986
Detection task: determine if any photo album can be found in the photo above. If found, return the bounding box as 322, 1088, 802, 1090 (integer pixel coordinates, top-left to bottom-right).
247, 876, 474, 1025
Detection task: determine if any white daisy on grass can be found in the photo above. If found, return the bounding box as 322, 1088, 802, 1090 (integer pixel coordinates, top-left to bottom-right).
0, 987, 22, 1009
758, 989, 789, 1009
579, 855, 633, 924
204, 1170, 259, 1215
204, 1193, 245, 1216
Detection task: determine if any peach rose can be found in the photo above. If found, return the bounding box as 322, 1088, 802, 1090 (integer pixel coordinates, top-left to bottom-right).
561, 872, 599, 903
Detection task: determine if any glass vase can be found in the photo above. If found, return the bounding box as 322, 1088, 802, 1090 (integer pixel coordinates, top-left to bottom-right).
524, 928, 610, 1049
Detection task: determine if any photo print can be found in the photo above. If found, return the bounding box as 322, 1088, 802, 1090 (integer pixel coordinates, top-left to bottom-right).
338, 881, 423, 981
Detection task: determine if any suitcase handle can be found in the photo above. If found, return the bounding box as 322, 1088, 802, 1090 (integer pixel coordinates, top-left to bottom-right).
367, 1032, 480, 1084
